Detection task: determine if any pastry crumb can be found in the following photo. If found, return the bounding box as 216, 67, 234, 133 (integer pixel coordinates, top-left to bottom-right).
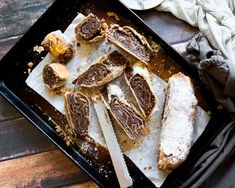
217, 105, 223, 110
144, 166, 152, 170
49, 85, 66, 96
150, 41, 160, 52
27, 62, 34, 68
207, 111, 212, 116
107, 12, 120, 21
76, 41, 81, 48
33, 45, 44, 53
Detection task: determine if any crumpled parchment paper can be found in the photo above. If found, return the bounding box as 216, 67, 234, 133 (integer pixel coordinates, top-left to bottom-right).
26, 13, 210, 187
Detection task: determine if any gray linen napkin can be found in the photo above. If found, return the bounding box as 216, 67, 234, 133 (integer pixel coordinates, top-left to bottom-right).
161, 116, 235, 188
164, 34, 235, 188
186, 33, 235, 114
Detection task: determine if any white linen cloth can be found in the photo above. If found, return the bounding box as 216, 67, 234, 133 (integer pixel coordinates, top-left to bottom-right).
157, 0, 235, 65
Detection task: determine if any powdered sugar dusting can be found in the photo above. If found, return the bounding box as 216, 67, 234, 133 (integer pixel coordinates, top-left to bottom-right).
160, 73, 198, 167
107, 84, 125, 100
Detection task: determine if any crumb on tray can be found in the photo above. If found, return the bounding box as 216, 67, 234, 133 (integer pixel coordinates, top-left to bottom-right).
33, 45, 44, 54
144, 166, 152, 170
27, 62, 34, 68
107, 12, 120, 21
150, 41, 160, 52
207, 111, 212, 116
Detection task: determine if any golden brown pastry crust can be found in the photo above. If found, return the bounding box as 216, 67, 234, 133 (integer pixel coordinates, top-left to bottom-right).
101, 84, 149, 140
72, 50, 127, 88
75, 13, 107, 43
64, 91, 90, 137
41, 30, 74, 63
124, 62, 156, 118
43, 62, 69, 90
106, 24, 153, 64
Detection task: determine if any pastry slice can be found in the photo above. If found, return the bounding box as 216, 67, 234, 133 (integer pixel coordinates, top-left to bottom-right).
41, 30, 74, 63
158, 72, 198, 171
124, 62, 156, 118
106, 24, 152, 64
64, 91, 90, 137
101, 84, 149, 140
72, 50, 127, 88
75, 13, 107, 43
43, 62, 69, 90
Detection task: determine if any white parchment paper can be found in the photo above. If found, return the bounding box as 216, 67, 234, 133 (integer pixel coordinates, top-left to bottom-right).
26, 14, 210, 187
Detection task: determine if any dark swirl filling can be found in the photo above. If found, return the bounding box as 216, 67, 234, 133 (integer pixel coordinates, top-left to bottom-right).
109, 95, 146, 139
108, 26, 150, 62
130, 74, 155, 117
43, 64, 63, 89
75, 14, 102, 41
41, 32, 74, 63
103, 50, 127, 67
65, 92, 89, 136
73, 64, 110, 86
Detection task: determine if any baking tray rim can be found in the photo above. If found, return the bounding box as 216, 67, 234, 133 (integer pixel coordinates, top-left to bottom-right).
0, 0, 227, 187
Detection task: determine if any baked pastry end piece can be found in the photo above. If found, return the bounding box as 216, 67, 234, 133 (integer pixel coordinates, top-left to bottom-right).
158, 72, 198, 171
41, 30, 74, 63
106, 24, 152, 64
75, 13, 107, 43
158, 146, 181, 171
43, 62, 69, 90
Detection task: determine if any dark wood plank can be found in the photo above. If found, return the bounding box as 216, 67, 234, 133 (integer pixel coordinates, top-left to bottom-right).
0, 95, 22, 121
0, 2, 197, 188
0, 35, 22, 60
137, 10, 198, 44
0, 150, 90, 187
0, 117, 55, 161
0, 0, 55, 39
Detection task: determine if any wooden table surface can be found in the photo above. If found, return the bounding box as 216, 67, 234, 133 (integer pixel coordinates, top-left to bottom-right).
0, 0, 198, 187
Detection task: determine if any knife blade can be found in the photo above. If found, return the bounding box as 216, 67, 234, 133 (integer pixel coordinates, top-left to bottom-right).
93, 96, 133, 188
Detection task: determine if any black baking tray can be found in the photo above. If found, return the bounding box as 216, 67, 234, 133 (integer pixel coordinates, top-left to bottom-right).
0, 0, 229, 187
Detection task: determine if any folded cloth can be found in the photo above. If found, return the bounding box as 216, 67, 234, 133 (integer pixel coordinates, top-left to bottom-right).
157, 0, 235, 115
156, 2, 235, 187
182, 121, 235, 188
186, 33, 235, 114
205, 136, 235, 188
157, 0, 235, 65
161, 116, 235, 188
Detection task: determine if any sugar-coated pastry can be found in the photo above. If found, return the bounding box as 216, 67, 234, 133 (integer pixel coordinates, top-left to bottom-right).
158, 72, 198, 171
